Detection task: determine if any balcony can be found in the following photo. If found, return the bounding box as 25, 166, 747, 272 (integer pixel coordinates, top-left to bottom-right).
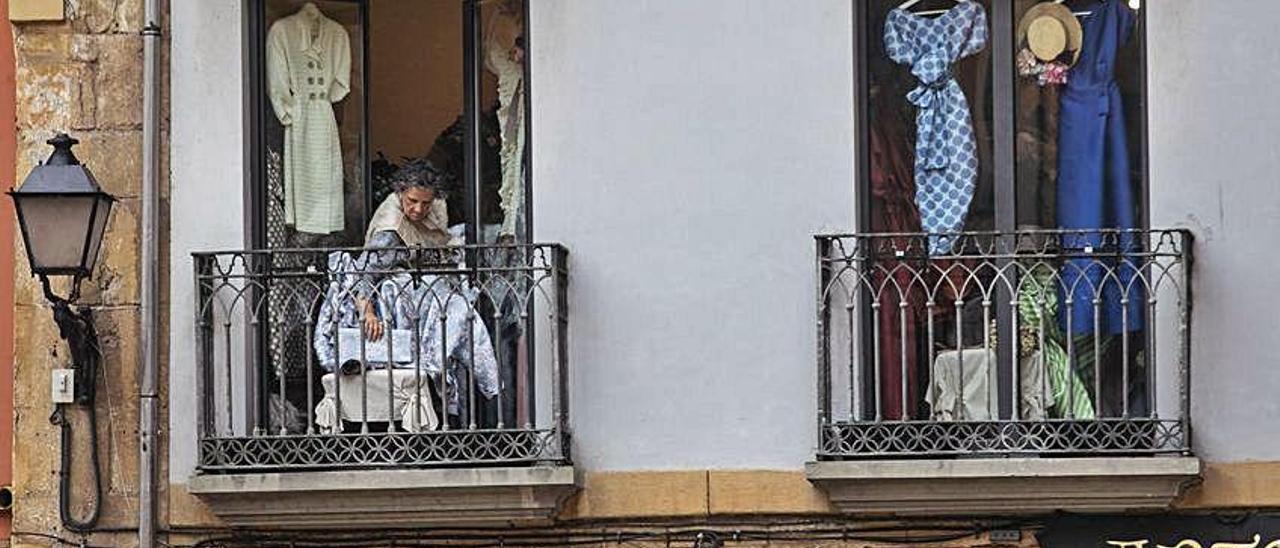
806, 230, 1200, 515
185, 244, 575, 528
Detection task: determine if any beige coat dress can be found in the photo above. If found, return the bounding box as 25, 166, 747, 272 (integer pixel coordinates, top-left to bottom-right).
267, 4, 352, 234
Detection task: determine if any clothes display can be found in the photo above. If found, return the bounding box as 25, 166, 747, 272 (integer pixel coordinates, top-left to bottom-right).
267, 3, 352, 235
312, 250, 500, 423
884, 2, 988, 255
483, 8, 526, 239
1017, 263, 1095, 419
926, 348, 997, 421
1056, 0, 1143, 336
863, 1, 1148, 423
255, 1, 536, 434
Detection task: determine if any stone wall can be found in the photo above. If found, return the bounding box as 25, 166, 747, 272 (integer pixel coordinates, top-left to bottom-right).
10, 0, 163, 546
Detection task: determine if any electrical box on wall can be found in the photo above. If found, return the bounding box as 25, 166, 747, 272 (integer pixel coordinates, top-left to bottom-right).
51, 369, 75, 404
10, 0, 65, 22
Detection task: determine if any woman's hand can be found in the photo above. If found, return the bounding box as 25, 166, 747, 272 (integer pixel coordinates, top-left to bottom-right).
359, 299, 384, 342
364, 311, 384, 342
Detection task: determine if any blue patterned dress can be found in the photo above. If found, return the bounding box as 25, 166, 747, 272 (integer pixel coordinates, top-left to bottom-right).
884, 2, 988, 255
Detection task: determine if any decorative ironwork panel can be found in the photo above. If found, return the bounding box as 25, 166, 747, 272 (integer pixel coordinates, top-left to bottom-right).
815, 229, 1192, 458
200, 429, 561, 471
193, 244, 570, 472
820, 419, 1185, 457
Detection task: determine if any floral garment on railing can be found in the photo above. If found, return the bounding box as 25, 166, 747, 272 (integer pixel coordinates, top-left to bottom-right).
312, 249, 499, 420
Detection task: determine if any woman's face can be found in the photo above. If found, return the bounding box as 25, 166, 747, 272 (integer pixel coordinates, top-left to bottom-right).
399, 186, 435, 223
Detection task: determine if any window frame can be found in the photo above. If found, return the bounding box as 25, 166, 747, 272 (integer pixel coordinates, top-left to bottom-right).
851, 0, 1152, 234
241, 0, 536, 429
849, 0, 1153, 419
244, 0, 535, 249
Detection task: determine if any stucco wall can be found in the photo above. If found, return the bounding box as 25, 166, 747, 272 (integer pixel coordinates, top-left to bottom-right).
1146, 0, 1280, 461
162, 0, 1280, 486
529, 0, 855, 470
168, 0, 244, 484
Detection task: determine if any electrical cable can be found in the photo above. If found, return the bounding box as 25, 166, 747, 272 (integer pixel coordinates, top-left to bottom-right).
181, 520, 1026, 548
52, 401, 103, 532
12, 530, 115, 548
47, 299, 106, 533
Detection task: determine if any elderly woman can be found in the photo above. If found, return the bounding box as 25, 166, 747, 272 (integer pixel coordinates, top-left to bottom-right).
312, 160, 499, 432
358, 160, 459, 341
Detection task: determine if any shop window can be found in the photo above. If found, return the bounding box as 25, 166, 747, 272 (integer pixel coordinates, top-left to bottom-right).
249, 0, 531, 250
231, 0, 541, 445
848, 0, 1158, 426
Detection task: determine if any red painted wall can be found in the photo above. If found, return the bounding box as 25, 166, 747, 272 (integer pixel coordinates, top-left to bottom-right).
0, 0, 17, 538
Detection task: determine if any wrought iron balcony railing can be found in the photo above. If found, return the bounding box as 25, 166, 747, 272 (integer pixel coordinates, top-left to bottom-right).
816, 229, 1192, 458
193, 244, 569, 472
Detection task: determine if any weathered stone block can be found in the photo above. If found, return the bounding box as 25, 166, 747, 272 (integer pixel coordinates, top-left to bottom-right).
12, 304, 63, 533
11, 0, 65, 22
12, 305, 143, 532
75, 130, 143, 197
14, 28, 71, 60
70, 34, 99, 62
74, 0, 144, 34
15, 62, 76, 130
13, 303, 62, 411
93, 34, 143, 129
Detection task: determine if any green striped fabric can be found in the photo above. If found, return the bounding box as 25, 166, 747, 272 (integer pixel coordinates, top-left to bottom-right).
1018, 264, 1098, 420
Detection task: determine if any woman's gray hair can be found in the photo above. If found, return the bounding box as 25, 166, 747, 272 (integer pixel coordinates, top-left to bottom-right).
391, 159, 445, 195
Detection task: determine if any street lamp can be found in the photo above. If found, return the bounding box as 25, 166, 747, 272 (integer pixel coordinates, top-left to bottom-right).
7, 132, 114, 531
9, 133, 115, 303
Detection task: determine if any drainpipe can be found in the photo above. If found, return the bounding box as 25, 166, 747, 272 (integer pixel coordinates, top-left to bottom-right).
139, 0, 163, 545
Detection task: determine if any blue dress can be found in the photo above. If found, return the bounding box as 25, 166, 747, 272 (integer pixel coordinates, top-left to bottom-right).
1056, 0, 1143, 335
884, 2, 988, 255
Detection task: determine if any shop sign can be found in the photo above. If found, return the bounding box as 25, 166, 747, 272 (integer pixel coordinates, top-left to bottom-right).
1039, 515, 1280, 548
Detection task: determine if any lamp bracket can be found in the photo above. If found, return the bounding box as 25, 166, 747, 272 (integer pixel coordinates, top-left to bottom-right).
41, 274, 99, 404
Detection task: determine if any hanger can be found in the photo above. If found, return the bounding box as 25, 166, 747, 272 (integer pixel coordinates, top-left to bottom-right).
1054, 0, 1094, 18
901, 0, 966, 17
299, 2, 322, 17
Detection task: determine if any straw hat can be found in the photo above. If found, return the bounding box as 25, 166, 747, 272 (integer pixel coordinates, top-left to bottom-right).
1017, 3, 1083, 64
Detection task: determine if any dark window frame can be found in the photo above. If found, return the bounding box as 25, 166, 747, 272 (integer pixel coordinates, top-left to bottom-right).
244, 0, 535, 249
850, 0, 1152, 419
851, 0, 1151, 233
241, 0, 536, 429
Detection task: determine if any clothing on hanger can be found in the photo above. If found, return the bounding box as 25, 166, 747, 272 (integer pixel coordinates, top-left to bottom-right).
483, 8, 526, 239
1055, 0, 1143, 336
1017, 263, 1095, 419
884, 1, 988, 255
267, 5, 353, 235
905, 0, 967, 17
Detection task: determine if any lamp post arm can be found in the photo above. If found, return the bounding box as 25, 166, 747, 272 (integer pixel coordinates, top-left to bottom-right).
47, 298, 100, 404
39, 273, 104, 532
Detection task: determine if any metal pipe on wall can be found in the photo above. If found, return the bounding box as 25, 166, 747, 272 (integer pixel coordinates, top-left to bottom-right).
139, 0, 164, 545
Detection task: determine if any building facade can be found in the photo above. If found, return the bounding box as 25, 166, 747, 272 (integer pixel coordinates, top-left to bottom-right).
6, 1, 1280, 547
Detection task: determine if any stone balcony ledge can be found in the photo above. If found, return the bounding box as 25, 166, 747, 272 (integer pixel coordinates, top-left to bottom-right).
188, 465, 577, 529
806, 456, 1201, 516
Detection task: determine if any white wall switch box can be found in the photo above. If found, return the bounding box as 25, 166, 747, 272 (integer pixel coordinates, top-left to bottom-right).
52, 369, 75, 404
